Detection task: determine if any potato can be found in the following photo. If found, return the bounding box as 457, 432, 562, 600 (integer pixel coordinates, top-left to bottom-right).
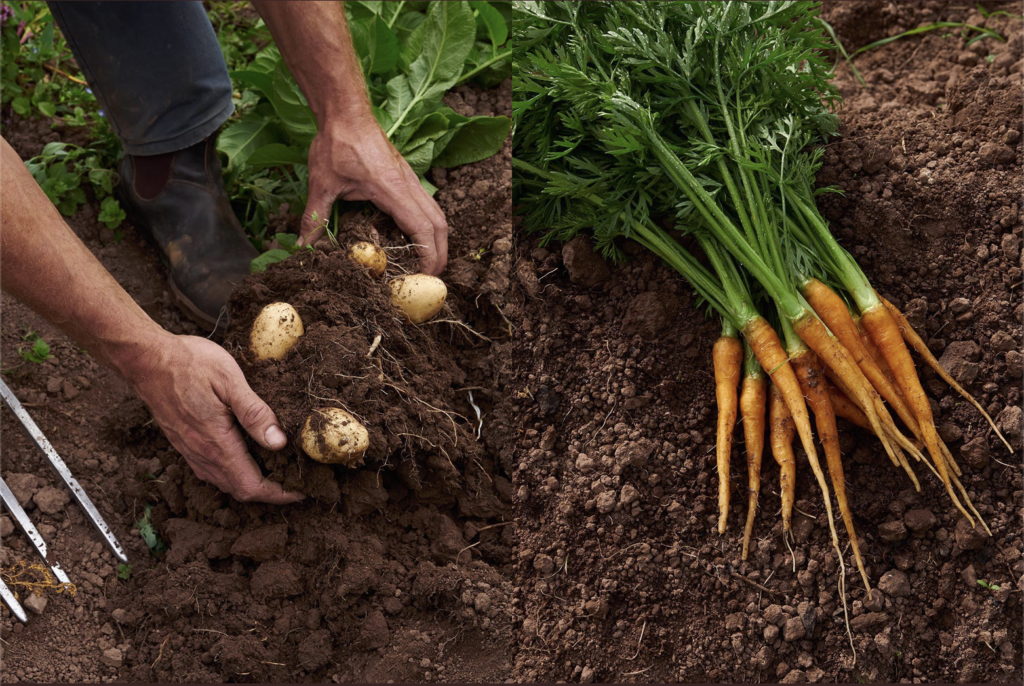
250, 302, 304, 361
348, 241, 387, 277
389, 274, 447, 324
300, 408, 369, 466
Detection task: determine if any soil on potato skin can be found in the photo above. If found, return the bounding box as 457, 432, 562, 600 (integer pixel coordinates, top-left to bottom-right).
0, 82, 518, 683
506, 2, 1022, 684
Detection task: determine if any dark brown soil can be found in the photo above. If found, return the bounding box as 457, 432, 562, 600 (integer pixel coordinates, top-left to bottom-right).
0, 81, 517, 683
504, 2, 1022, 683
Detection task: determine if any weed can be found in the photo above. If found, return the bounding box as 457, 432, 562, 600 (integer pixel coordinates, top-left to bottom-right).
977, 578, 1001, 591
18, 331, 54, 364
117, 563, 133, 580
138, 505, 167, 555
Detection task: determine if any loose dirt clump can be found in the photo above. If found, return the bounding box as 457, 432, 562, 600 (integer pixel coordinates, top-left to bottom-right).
505, 2, 1021, 683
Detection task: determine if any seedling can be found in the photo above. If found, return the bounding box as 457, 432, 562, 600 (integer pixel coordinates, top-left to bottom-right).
137, 505, 167, 555
117, 563, 133, 580
18, 332, 54, 365
977, 579, 1001, 591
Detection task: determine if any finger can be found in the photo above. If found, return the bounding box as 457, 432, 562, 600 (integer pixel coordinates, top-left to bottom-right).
401, 165, 449, 274
217, 428, 305, 505
374, 189, 439, 275
299, 184, 335, 247
223, 373, 289, 451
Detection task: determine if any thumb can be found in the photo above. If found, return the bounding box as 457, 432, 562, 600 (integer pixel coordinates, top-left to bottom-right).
299, 187, 335, 247
228, 383, 288, 451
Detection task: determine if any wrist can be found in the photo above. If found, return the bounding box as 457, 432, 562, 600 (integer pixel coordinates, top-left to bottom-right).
107, 325, 176, 387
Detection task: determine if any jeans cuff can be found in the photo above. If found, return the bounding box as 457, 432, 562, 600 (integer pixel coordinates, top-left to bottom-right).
120, 99, 235, 156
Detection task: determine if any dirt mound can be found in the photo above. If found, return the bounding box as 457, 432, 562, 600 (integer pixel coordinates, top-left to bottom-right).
505, 2, 1022, 683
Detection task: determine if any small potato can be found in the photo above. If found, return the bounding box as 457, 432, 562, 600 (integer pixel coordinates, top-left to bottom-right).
300, 408, 369, 466
250, 302, 304, 361
389, 274, 447, 324
348, 241, 387, 277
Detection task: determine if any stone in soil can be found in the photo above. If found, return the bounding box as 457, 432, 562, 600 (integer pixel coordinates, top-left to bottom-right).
33, 486, 70, 515
23, 593, 47, 615
877, 569, 911, 597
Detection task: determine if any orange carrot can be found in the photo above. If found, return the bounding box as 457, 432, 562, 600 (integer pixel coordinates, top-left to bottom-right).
827, 383, 871, 431
860, 302, 975, 526
769, 382, 796, 533
791, 311, 905, 471
803, 279, 925, 441
742, 317, 821, 506
739, 347, 766, 561
792, 351, 871, 596
880, 295, 1013, 453
857, 316, 897, 386
713, 331, 744, 534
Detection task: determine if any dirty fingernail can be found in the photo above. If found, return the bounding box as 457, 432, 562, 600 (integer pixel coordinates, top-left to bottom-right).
265, 425, 287, 448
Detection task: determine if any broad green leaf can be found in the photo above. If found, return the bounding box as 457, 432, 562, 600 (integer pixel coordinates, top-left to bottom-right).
230, 69, 274, 100
217, 113, 284, 169
470, 1, 508, 46
396, 110, 450, 151
352, 15, 399, 75
250, 248, 292, 274
403, 139, 437, 176
12, 97, 30, 116
408, 1, 475, 91
249, 45, 282, 73
271, 61, 318, 145
36, 100, 56, 118
98, 197, 126, 230
433, 115, 510, 168
247, 143, 308, 169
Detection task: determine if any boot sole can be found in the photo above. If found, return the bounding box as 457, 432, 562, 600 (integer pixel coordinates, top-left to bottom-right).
167, 275, 223, 333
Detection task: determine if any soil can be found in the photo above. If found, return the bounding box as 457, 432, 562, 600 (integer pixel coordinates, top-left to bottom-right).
1, 2, 1022, 684
0, 80, 518, 683
504, 2, 1022, 684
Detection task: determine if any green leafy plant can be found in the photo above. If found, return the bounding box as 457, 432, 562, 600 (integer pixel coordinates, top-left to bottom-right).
219, 0, 512, 252
23, 142, 125, 222
250, 231, 314, 273
17, 331, 54, 364
117, 563, 133, 580
137, 505, 167, 555
977, 579, 1001, 591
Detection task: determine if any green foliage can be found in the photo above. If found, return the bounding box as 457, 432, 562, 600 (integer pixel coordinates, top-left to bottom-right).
977, 579, 1001, 591
220, 0, 512, 252
23, 141, 122, 218
137, 505, 167, 555
851, 21, 1006, 56
17, 331, 54, 364
117, 563, 133, 580
250, 231, 313, 274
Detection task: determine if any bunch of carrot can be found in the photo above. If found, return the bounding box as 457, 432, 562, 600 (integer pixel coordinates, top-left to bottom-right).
512, 1, 1011, 593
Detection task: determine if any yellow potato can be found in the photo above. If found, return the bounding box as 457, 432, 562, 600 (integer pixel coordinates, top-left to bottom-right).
389, 274, 447, 324
348, 241, 387, 277
300, 408, 369, 466
249, 302, 304, 361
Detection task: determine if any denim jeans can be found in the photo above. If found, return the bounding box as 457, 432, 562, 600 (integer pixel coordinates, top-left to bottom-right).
48, 1, 234, 156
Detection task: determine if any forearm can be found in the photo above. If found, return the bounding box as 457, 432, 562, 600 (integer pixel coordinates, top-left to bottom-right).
0, 137, 168, 379
252, 1, 372, 125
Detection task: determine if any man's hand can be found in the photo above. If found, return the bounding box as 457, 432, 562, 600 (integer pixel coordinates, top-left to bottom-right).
127, 333, 303, 505
300, 116, 449, 276
252, 1, 449, 276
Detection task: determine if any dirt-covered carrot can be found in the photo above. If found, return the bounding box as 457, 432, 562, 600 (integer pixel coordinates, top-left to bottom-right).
859, 301, 976, 526
769, 382, 796, 534
792, 350, 871, 595
739, 343, 766, 560
803, 279, 925, 439
880, 295, 1012, 453
856, 316, 897, 386
714, 323, 744, 534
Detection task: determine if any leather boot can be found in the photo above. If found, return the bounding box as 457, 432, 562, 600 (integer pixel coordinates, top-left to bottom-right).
117, 136, 257, 332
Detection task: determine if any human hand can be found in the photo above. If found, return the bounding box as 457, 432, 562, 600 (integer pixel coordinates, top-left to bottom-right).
299, 116, 449, 275
126, 333, 303, 504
